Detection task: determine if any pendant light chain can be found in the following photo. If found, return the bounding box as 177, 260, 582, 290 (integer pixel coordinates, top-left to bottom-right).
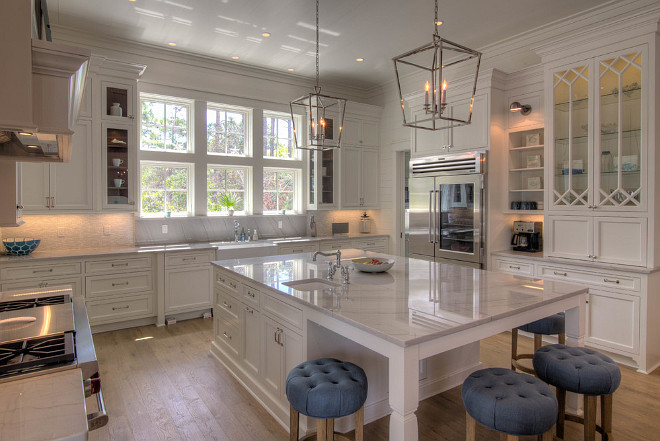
434, 0, 439, 35
315, 0, 320, 90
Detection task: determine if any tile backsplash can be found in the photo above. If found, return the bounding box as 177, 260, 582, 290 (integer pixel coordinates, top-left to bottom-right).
0, 214, 135, 251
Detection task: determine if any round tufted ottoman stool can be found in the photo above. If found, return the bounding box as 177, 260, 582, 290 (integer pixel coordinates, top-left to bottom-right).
533, 344, 621, 440
286, 358, 368, 441
461, 368, 557, 440
512, 313, 565, 375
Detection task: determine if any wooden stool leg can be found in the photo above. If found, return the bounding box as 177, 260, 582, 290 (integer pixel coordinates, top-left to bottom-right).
511, 329, 519, 370
317, 418, 328, 441
539, 427, 554, 441
601, 394, 613, 440
584, 395, 597, 441
556, 388, 566, 439
355, 406, 364, 441
326, 419, 334, 441
465, 412, 477, 441
290, 406, 299, 441
534, 333, 543, 351
558, 333, 566, 345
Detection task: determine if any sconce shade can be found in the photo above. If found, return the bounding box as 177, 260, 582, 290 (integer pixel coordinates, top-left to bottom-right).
509, 101, 532, 115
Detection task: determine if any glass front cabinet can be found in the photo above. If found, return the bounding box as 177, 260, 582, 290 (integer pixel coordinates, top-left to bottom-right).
307, 149, 338, 210
102, 123, 137, 210
548, 45, 646, 212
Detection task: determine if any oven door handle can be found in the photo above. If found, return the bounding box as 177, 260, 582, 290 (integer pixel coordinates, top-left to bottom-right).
85, 381, 108, 431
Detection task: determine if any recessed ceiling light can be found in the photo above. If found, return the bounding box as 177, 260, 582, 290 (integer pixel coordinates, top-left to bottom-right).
287, 68, 294, 72
356, 58, 364, 62
232, 56, 240, 60
435, 20, 443, 26
262, 32, 271, 37
168, 42, 177, 46
128, 0, 136, 2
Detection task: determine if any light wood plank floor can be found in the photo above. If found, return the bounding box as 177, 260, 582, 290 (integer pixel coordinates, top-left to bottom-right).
88, 319, 660, 441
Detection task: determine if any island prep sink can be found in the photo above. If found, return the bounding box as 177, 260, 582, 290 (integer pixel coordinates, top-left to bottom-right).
282, 278, 340, 291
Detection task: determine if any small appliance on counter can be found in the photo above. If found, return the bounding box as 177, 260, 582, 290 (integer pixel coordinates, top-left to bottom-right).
332, 222, 349, 237
511, 221, 542, 252
359, 212, 372, 234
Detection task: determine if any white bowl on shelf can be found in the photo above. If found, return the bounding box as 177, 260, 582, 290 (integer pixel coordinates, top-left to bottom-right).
351, 257, 394, 273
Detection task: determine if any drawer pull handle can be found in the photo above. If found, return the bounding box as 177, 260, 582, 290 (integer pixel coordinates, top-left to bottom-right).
509, 265, 521, 270
247, 291, 256, 298
112, 305, 130, 311
554, 271, 568, 277
182, 257, 196, 261
604, 278, 620, 284
229, 283, 237, 289
218, 276, 225, 283
293, 249, 303, 253
223, 301, 231, 309
111, 263, 129, 267
112, 282, 129, 287
38, 282, 49, 288
223, 332, 232, 340
33, 268, 54, 274
246, 306, 254, 314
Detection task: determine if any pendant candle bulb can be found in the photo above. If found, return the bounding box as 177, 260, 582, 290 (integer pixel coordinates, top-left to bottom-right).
290, 0, 346, 151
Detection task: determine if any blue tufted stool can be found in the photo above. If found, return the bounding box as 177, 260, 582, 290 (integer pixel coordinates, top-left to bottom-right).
286, 358, 368, 441
512, 313, 565, 375
533, 344, 621, 441
462, 368, 557, 440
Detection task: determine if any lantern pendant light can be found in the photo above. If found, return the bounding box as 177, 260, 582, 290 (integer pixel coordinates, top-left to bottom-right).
393, 0, 481, 131
290, 0, 347, 151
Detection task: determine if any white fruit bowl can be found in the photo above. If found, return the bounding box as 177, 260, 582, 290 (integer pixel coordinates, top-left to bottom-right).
351, 257, 394, 273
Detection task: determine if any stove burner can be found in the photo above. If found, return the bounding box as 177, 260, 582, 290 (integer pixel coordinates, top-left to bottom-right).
0, 333, 75, 376
0, 295, 71, 313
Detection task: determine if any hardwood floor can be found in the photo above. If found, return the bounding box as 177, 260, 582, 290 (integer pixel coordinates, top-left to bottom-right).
89, 319, 660, 441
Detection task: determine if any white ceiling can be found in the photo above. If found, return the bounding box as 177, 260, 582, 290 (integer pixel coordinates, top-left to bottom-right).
47, 0, 611, 89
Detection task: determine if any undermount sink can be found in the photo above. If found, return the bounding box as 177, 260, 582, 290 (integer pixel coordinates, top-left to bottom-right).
283, 278, 340, 291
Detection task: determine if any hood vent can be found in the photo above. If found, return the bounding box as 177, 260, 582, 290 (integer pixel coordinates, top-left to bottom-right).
411, 152, 484, 177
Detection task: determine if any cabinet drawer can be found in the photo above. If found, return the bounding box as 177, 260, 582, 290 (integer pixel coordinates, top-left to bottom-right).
538, 265, 640, 292
262, 294, 303, 330
278, 243, 318, 255
1, 276, 83, 298
242, 284, 261, 308
215, 270, 239, 293
1, 262, 81, 281
492, 258, 535, 276
165, 251, 212, 268
86, 271, 153, 299
87, 295, 154, 324
319, 240, 353, 251
215, 318, 240, 358
85, 256, 152, 274
354, 238, 387, 252
214, 288, 239, 323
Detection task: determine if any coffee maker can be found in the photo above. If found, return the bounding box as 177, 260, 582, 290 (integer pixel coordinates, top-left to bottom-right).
511, 221, 542, 252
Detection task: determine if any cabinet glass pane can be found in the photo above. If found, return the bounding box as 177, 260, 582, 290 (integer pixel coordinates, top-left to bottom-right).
106, 128, 130, 205
309, 151, 315, 205
106, 87, 128, 118
438, 183, 474, 254
321, 150, 334, 204
598, 51, 642, 207
553, 65, 590, 207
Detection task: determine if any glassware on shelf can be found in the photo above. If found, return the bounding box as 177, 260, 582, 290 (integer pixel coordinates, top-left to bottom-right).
601, 151, 613, 173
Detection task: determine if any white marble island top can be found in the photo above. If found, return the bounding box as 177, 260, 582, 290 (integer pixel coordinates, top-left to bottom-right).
212, 249, 589, 347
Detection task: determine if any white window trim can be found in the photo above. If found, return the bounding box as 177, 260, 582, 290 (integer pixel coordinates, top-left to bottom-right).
206, 102, 253, 158
140, 93, 194, 154
263, 110, 302, 161
207, 164, 252, 216
263, 166, 302, 214
139, 160, 194, 217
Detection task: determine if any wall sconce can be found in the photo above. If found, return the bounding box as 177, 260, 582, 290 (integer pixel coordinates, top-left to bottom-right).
509, 101, 532, 116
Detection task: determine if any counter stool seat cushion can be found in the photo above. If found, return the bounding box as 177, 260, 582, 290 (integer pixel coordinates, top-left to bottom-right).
286, 358, 368, 419
518, 312, 565, 335
461, 368, 558, 436
533, 344, 621, 396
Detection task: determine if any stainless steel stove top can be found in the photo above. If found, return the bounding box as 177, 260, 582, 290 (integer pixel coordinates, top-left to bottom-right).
0, 303, 75, 344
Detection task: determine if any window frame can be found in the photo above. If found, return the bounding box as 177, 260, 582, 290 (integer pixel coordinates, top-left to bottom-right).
206, 102, 253, 158
262, 111, 302, 161
206, 164, 252, 216
139, 160, 194, 217
139, 93, 194, 153
262, 166, 302, 214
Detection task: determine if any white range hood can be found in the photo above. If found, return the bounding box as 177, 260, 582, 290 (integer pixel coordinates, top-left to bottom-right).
0, 1, 90, 163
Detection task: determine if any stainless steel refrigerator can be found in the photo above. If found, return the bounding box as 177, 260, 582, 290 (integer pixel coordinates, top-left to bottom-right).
406, 153, 484, 268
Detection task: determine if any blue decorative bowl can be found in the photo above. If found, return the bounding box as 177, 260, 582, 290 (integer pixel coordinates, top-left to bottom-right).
2, 238, 40, 256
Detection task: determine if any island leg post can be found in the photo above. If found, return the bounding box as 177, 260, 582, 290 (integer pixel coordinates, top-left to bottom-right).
388, 345, 420, 441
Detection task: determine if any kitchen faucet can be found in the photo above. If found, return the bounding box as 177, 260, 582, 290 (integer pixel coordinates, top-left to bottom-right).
313, 250, 343, 280
234, 220, 241, 242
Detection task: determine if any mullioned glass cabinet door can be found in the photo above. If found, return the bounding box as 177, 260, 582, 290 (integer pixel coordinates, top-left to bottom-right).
595, 48, 644, 209
552, 63, 591, 208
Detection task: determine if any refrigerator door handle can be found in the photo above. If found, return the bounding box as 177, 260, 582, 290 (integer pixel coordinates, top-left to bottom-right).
429, 191, 434, 243
434, 189, 439, 245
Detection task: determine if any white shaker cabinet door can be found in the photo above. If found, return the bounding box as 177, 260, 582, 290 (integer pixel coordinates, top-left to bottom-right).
585, 290, 640, 355
165, 266, 212, 314
545, 215, 593, 261
241, 304, 261, 378
593, 216, 647, 266
262, 316, 284, 398
51, 119, 94, 210
450, 94, 488, 152
361, 148, 379, 208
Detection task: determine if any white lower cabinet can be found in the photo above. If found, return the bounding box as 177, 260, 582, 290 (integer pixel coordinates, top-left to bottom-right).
585, 289, 640, 354
354, 237, 389, 253
277, 242, 318, 255
262, 314, 303, 403
0, 259, 83, 297
164, 250, 214, 315
242, 302, 261, 377
491, 257, 535, 276
1, 276, 84, 298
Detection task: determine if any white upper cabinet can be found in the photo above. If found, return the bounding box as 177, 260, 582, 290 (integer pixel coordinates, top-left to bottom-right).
342, 117, 379, 147
340, 147, 379, 209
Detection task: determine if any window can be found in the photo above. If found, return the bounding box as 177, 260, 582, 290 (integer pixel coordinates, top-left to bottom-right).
207, 166, 249, 214
263, 168, 296, 213
140, 96, 191, 152
207, 105, 249, 156
263, 113, 298, 159
140, 162, 192, 216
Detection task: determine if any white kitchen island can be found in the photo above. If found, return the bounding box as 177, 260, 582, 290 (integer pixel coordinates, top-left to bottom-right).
211, 249, 588, 441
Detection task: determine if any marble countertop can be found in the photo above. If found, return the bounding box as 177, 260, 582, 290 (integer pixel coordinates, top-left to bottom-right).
491, 249, 658, 274
0, 234, 389, 263
212, 249, 588, 347
0, 369, 88, 441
